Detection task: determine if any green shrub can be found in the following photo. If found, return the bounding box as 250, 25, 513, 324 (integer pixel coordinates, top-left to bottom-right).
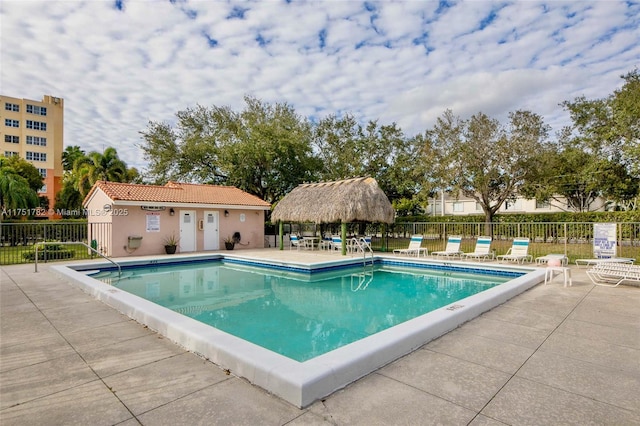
397, 211, 640, 223
22, 244, 75, 261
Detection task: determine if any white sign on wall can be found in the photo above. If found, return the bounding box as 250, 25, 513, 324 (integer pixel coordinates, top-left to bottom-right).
146, 213, 160, 232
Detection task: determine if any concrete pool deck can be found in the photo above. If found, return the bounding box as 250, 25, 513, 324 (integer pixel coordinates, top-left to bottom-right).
1, 249, 639, 425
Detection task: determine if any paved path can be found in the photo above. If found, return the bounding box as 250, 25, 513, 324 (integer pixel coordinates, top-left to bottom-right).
1, 253, 639, 425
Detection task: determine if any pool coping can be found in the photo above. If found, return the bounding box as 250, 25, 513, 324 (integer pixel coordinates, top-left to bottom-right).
51, 254, 544, 408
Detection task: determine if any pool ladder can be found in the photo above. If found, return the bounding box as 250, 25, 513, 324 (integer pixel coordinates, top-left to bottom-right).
350, 237, 374, 291
351, 266, 373, 291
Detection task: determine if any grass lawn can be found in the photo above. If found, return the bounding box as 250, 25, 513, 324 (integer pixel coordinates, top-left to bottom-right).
0, 243, 94, 265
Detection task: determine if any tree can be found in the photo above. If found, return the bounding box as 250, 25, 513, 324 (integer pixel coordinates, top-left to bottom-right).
558, 69, 640, 209
427, 110, 550, 229
139, 96, 320, 204
523, 144, 639, 212
0, 155, 40, 214
219, 97, 319, 203
139, 104, 235, 185
55, 147, 136, 214
54, 173, 85, 217
312, 114, 421, 204
139, 121, 181, 184
74, 147, 128, 197
562, 69, 640, 177
3, 154, 44, 192
61, 145, 86, 171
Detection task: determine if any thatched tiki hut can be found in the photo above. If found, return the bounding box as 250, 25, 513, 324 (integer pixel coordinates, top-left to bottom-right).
271, 177, 395, 254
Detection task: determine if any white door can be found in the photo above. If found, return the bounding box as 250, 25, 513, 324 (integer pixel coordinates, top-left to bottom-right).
203, 211, 219, 250
180, 210, 196, 252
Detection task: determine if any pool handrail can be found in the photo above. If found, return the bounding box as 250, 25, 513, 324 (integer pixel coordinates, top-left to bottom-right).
34, 241, 121, 277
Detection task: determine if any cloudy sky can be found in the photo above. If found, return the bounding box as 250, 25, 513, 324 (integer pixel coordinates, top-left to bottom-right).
1, 0, 638, 172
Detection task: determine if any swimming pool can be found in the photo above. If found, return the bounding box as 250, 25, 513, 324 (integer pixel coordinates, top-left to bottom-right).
52, 253, 544, 408
90, 260, 511, 362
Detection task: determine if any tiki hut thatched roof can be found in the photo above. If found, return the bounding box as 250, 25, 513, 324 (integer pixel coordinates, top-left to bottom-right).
271, 177, 395, 224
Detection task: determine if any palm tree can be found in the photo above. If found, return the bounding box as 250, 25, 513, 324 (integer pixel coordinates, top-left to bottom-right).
0, 156, 39, 212
74, 147, 128, 196
61, 145, 86, 171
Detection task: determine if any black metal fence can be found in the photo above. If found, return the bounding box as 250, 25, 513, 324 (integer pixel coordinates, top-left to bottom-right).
0, 222, 111, 265
284, 222, 640, 264
2, 221, 639, 265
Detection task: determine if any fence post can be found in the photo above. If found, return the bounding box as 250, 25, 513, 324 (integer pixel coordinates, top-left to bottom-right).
43, 224, 47, 263
617, 222, 621, 258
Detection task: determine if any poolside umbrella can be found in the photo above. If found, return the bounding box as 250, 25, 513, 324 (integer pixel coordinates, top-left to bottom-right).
271, 177, 395, 254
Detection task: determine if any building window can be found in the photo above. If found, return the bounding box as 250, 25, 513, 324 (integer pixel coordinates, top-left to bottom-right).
4, 135, 19, 143
5, 103, 19, 112
535, 199, 550, 209
475, 202, 483, 211
4, 151, 18, 157
4, 119, 19, 127
453, 202, 464, 213
26, 136, 47, 146
39, 184, 47, 193
504, 199, 522, 211
26, 104, 47, 116
38, 168, 47, 178
26, 120, 47, 131
25, 151, 47, 162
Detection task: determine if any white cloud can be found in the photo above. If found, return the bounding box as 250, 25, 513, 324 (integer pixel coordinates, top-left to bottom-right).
1, 0, 638, 172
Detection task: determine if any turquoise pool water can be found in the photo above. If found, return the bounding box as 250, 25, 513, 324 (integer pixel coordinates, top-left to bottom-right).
93, 261, 510, 361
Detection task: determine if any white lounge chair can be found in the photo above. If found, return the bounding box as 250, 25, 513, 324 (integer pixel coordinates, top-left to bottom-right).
497, 238, 532, 264
461, 237, 494, 261
586, 262, 640, 287
432, 236, 463, 259
575, 257, 635, 267
393, 235, 428, 257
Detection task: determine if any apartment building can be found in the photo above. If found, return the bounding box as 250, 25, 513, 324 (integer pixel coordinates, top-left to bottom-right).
426, 193, 608, 216
1, 94, 64, 217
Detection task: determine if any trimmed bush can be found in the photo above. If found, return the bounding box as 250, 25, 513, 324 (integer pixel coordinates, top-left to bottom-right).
22, 244, 75, 261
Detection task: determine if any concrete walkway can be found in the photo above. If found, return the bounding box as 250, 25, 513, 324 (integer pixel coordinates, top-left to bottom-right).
1, 252, 639, 425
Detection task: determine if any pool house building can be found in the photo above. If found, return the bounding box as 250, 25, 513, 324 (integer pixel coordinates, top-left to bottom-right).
83, 181, 271, 257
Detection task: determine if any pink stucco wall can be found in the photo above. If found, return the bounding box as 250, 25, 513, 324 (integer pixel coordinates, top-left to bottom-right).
86, 189, 113, 256
86, 189, 266, 257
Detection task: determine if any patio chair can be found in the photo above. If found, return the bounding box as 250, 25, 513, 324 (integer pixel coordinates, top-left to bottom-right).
290, 234, 307, 251
432, 236, 463, 259
461, 236, 494, 261
586, 262, 640, 287
496, 238, 532, 264
319, 234, 333, 251
329, 235, 343, 252
393, 235, 428, 257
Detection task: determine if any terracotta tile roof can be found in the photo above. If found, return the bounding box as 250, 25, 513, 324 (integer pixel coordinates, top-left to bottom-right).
85, 181, 270, 208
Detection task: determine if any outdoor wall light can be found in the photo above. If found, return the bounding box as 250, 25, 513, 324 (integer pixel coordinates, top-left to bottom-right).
169, 208, 175, 216
224, 210, 229, 217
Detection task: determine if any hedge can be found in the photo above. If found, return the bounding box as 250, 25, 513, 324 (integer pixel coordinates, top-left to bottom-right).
397, 211, 640, 223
